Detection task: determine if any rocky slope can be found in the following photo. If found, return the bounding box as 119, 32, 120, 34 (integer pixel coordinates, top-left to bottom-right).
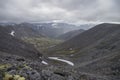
0, 26, 42, 60
73, 31, 120, 80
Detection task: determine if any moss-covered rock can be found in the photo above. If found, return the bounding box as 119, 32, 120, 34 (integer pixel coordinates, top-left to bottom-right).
3, 73, 13, 80
3, 73, 25, 80
0, 64, 11, 70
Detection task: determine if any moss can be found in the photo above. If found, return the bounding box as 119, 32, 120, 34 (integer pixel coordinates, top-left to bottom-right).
14, 75, 25, 80
23, 64, 32, 70
17, 77, 25, 80
69, 50, 76, 54
16, 64, 32, 70
13, 75, 20, 80
3, 73, 13, 80
54, 49, 79, 55
0, 64, 11, 70
3, 73, 25, 80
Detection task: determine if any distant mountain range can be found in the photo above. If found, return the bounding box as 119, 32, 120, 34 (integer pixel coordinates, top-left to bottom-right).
0, 22, 96, 38
30, 22, 84, 38
3, 23, 45, 38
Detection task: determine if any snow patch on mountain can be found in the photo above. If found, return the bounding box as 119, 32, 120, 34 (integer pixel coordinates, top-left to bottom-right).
10, 30, 15, 36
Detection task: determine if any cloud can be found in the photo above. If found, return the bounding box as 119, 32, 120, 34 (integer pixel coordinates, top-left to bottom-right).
0, 0, 120, 23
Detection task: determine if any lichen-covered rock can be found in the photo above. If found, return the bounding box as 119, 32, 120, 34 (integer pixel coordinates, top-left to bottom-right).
3, 73, 13, 80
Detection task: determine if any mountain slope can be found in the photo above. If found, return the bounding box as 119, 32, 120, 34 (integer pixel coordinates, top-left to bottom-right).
72, 27, 120, 79
3, 23, 45, 38
46, 23, 120, 79
47, 23, 120, 55
0, 26, 42, 60
58, 29, 85, 40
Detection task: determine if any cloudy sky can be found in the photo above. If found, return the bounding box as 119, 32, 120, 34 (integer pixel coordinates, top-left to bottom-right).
0, 0, 120, 24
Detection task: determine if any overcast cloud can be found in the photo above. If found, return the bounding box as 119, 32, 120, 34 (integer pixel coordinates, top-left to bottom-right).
0, 0, 120, 23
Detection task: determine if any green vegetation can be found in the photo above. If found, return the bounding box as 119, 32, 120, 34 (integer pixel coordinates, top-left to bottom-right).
0, 64, 32, 80
3, 73, 25, 80
0, 64, 11, 70
55, 50, 76, 54
0, 64, 25, 80
49, 48, 80, 56
22, 37, 63, 52
0, 64, 11, 80
23, 64, 32, 70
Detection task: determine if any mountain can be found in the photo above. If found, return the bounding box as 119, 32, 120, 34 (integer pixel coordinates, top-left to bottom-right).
0, 24, 94, 80
0, 23, 120, 80
47, 23, 120, 55
0, 25, 42, 60
0, 24, 76, 80
71, 23, 120, 79
78, 24, 96, 30
57, 29, 85, 40
31, 22, 79, 38
0, 22, 95, 38
2, 23, 45, 39
0, 22, 16, 26
46, 23, 120, 79
2, 22, 79, 38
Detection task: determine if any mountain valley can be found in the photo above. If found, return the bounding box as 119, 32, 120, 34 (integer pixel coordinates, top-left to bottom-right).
0, 23, 120, 80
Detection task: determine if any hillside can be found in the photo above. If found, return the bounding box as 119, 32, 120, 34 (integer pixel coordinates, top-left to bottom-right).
71, 24, 120, 80
45, 23, 120, 79
22, 37, 63, 53
47, 23, 120, 55
0, 26, 42, 59
58, 29, 85, 40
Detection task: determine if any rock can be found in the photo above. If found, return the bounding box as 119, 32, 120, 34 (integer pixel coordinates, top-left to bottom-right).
16, 58, 25, 62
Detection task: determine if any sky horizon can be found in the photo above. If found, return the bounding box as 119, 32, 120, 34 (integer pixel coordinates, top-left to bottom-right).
0, 0, 120, 24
